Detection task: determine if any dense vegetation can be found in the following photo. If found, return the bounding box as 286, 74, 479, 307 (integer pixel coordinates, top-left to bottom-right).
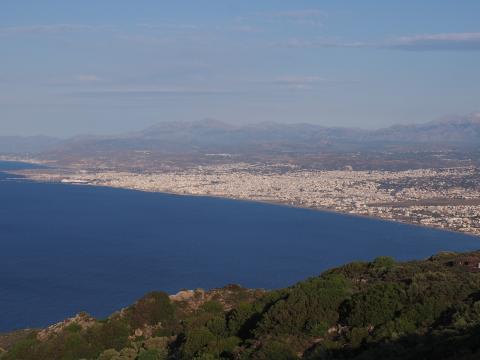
2, 251, 480, 359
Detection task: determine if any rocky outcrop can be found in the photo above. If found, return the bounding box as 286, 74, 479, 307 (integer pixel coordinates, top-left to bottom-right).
36, 312, 96, 341
169, 284, 265, 312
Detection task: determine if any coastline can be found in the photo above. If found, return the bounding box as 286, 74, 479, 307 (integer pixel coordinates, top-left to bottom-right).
2, 166, 479, 239
1, 162, 480, 333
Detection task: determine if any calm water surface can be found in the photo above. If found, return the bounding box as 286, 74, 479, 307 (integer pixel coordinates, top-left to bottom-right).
0, 161, 478, 331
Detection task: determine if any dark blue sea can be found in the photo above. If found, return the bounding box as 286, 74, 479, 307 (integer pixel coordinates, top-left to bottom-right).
0, 161, 478, 332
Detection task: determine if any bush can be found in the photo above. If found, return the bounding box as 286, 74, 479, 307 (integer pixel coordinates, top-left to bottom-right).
65, 323, 82, 333
97, 348, 119, 360
181, 328, 216, 359
251, 341, 298, 360
342, 282, 405, 327
138, 348, 167, 360
371, 256, 396, 270
206, 316, 228, 337
88, 318, 131, 351
126, 292, 175, 328
143, 337, 169, 352
257, 274, 351, 336
1, 337, 38, 360
201, 301, 224, 314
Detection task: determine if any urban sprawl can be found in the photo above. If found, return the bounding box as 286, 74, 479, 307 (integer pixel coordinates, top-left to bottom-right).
14, 163, 480, 236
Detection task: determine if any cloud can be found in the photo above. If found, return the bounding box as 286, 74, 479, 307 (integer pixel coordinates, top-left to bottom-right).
275, 38, 368, 49
261, 76, 354, 90
385, 32, 480, 51
268, 9, 326, 25
71, 86, 236, 97
137, 23, 199, 31
230, 25, 262, 33
118, 34, 173, 45
275, 32, 480, 51
270, 76, 326, 89
0, 24, 113, 35
75, 75, 101, 83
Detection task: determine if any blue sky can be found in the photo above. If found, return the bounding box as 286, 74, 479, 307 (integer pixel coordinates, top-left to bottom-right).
1, 0, 479, 136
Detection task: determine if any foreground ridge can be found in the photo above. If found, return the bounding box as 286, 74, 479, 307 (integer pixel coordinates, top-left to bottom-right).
2, 251, 480, 359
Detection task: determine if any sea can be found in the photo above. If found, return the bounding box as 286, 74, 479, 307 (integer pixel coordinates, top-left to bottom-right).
0, 160, 478, 332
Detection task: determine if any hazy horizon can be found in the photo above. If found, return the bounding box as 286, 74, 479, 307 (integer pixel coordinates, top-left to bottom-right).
1, 1, 480, 136
0, 111, 478, 139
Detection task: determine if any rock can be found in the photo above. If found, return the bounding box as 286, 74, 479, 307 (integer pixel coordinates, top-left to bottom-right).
36, 312, 96, 341
169, 289, 196, 301
169, 286, 264, 312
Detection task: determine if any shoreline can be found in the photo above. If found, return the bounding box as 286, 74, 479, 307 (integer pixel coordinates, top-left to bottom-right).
2, 167, 479, 239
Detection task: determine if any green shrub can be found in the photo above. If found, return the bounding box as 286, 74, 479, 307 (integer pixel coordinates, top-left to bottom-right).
342, 282, 405, 327
65, 323, 82, 333
1, 337, 39, 360
251, 340, 298, 360
347, 327, 369, 348
257, 274, 351, 336
88, 318, 131, 351
181, 328, 216, 359
217, 336, 240, 355
143, 337, 169, 352
126, 292, 175, 328
227, 302, 259, 338
305, 320, 329, 337
138, 348, 167, 360
201, 301, 224, 314
206, 316, 228, 337
97, 348, 119, 360
371, 256, 396, 270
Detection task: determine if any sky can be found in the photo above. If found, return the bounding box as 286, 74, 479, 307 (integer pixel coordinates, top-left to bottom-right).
1, 1, 479, 137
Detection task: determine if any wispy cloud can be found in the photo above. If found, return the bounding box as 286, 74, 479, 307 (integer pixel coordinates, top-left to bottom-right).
275, 32, 480, 51
229, 25, 262, 33
385, 32, 480, 51
71, 86, 236, 97
0, 24, 113, 34
75, 74, 101, 83
270, 76, 326, 89
118, 34, 174, 45
277, 38, 368, 49
260, 76, 354, 90
268, 9, 326, 25
137, 23, 199, 31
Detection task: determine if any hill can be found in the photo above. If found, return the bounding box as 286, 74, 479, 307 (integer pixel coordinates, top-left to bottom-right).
3, 250, 480, 359
367, 112, 480, 144
1, 113, 479, 157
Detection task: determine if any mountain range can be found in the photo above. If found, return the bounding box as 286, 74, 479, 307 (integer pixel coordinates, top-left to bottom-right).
1, 113, 479, 157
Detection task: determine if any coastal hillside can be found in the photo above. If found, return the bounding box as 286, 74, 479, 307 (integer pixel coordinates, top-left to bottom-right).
2, 251, 480, 360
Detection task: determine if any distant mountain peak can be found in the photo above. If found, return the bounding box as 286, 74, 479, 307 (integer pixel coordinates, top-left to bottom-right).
193, 118, 234, 128
1, 112, 479, 156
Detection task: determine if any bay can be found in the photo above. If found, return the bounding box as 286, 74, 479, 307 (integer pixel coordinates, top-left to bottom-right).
0, 161, 478, 331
